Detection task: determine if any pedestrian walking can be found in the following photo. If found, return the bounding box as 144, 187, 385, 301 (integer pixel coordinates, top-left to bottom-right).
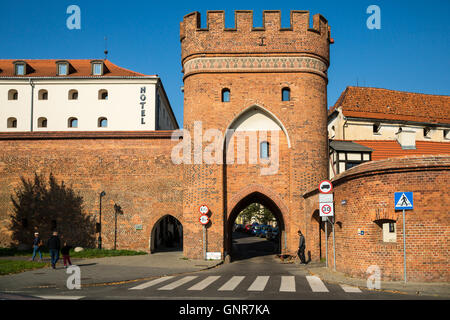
297, 230, 306, 265
47, 231, 61, 269
61, 242, 72, 268
31, 232, 43, 261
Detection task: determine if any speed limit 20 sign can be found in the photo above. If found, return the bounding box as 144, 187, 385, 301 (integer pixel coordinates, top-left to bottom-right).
320, 202, 334, 217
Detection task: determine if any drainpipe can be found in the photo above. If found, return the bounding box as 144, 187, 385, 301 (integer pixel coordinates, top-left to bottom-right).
29, 78, 35, 132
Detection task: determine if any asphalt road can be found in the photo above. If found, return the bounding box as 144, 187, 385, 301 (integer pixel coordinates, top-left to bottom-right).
2, 232, 440, 301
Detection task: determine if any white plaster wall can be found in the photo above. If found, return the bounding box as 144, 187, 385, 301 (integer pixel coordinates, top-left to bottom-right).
0, 78, 177, 132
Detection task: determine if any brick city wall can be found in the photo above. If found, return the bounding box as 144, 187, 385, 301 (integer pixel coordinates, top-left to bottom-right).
304, 155, 450, 282
0, 131, 183, 252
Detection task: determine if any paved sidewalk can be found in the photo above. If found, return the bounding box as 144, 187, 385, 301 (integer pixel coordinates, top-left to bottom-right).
0, 251, 222, 290
301, 261, 450, 299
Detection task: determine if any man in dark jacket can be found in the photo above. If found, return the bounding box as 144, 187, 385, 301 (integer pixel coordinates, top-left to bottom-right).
47, 231, 61, 269
297, 230, 306, 265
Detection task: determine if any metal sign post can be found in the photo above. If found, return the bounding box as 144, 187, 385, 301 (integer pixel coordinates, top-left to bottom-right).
331, 216, 336, 271
324, 216, 328, 268
203, 225, 207, 260
402, 209, 406, 283
394, 192, 413, 284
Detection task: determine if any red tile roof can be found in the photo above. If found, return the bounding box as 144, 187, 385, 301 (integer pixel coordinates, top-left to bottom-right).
330, 86, 450, 125
352, 140, 450, 161
0, 59, 154, 78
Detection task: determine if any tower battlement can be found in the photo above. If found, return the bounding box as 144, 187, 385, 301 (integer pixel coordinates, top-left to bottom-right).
180, 10, 332, 66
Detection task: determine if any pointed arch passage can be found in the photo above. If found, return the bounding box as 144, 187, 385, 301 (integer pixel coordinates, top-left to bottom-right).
226, 191, 286, 261
150, 215, 183, 253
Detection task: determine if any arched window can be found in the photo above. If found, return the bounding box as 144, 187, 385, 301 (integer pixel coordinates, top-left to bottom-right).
68, 117, 78, 128
7, 117, 17, 128
37, 117, 47, 128
260, 141, 270, 159
8, 89, 18, 100
68, 89, 78, 100
38, 89, 48, 100
98, 117, 108, 128
222, 88, 230, 102
98, 89, 108, 100
282, 87, 290, 101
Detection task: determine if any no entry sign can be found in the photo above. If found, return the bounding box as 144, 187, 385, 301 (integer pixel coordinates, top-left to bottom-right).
319, 180, 333, 194
199, 214, 209, 225
199, 205, 209, 215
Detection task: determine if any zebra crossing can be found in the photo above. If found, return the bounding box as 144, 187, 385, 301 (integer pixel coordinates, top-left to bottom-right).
129, 274, 363, 294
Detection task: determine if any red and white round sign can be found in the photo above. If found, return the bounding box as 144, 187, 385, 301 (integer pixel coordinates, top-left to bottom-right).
199, 214, 209, 225
199, 205, 209, 215
319, 180, 333, 194
321, 204, 332, 215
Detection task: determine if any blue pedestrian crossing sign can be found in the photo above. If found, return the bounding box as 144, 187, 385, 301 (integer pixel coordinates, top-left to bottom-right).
395, 192, 413, 210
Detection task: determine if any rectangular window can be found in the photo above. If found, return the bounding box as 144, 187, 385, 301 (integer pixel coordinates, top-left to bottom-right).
382, 222, 396, 242
93, 63, 102, 75
15, 64, 25, 75
345, 161, 361, 170
58, 63, 68, 75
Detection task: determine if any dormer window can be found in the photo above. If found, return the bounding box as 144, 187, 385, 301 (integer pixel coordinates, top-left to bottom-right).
91, 61, 104, 75
14, 62, 26, 75
57, 63, 68, 76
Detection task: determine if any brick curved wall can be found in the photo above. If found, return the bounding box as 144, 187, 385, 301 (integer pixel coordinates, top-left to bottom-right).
304, 155, 450, 282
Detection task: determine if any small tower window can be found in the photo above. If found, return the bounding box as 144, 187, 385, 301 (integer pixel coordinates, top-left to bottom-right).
68, 117, 78, 128
373, 122, 381, 134
260, 141, 270, 159
98, 117, 108, 128
7, 117, 17, 128
98, 89, 108, 100
282, 88, 290, 101
8, 89, 18, 100
423, 127, 431, 138
221, 88, 230, 102
38, 117, 47, 128
444, 129, 450, 140
68, 89, 78, 100
38, 89, 48, 100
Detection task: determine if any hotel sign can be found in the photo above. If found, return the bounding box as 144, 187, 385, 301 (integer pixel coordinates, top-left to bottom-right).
140, 87, 146, 125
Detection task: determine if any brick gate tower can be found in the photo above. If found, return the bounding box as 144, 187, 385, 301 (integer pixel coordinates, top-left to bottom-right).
180, 10, 332, 259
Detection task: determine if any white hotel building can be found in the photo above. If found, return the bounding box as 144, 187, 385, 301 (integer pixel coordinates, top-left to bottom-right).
0, 59, 178, 132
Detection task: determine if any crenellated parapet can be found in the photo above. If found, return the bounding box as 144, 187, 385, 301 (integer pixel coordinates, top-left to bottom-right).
180, 10, 333, 76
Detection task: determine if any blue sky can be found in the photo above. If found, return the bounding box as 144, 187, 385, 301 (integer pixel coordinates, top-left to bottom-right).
1, 0, 449, 127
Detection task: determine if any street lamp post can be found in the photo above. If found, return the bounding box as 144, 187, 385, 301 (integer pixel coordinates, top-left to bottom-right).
98, 191, 106, 249
114, 203, 123, 250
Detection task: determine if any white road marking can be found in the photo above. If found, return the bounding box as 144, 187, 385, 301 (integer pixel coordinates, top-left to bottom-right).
188, 276, 221, 291
218, 276, 245, 291
129, 276, 174, 290
157, 276, 198, 290
340, 284, 362, 293
35, 295, 84, 300
306, 276, 329, 292
247, 276, 270, 291
279, 276, 296, 292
